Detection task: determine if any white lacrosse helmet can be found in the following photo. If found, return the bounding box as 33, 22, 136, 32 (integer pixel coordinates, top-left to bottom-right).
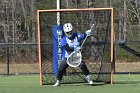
63, 23, 73, 37
63, 23, 73, 32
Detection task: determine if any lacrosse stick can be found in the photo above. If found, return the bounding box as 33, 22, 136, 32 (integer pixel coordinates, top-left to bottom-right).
67, 24, 95, 67
81, 24, 95, 48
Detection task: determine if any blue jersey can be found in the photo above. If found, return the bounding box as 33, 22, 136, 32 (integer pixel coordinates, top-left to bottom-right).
61, 32, 86, 58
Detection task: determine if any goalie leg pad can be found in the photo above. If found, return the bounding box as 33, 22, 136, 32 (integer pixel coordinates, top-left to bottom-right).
57, 59, 68, 80
79, 61, 89, 76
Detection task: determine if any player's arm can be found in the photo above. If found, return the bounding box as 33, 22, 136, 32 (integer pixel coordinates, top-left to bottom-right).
63, 44, 74, 51
61, 37, 74, 52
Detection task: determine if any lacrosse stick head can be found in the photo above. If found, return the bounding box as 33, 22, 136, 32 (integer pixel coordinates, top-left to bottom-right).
67, 50, 82, 67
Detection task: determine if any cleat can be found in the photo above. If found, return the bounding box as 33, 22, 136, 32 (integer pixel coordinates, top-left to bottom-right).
88, 80, 94, 85
86, 75, 93, 85
54, 80, 61, 86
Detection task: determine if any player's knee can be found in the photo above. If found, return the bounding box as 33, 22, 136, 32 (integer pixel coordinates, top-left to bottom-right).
58, 62, 67, 72
79, 61, 86, 68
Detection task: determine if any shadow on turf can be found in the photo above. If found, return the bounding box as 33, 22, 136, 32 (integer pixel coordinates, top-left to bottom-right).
63, 82, 107, 86
114, 81, 140, 85
83, 83, 106, 86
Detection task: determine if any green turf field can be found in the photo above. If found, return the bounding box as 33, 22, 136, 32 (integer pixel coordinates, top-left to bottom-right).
0, 74, 140, 93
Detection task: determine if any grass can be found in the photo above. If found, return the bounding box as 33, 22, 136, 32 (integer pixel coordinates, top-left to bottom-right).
0, 74, 140, 93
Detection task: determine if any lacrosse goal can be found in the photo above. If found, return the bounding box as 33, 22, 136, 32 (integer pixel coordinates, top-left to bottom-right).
37, 8, 114, 85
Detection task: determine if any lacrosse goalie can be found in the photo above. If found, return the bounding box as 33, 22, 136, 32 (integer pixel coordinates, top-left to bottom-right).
54, 23, 93, 86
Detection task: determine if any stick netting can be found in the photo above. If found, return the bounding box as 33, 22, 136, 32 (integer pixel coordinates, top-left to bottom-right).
38, 9, 113, 85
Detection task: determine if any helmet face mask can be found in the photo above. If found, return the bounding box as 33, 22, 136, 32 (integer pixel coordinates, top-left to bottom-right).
63, 23, 73, 37
65, 31, 73, 37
